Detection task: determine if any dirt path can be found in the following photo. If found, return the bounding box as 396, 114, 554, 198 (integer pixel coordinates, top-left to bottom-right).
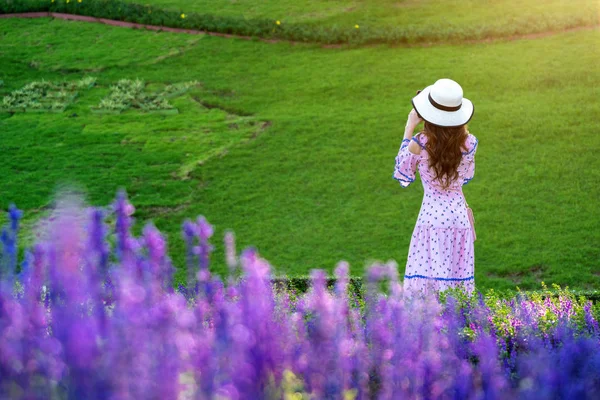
1, 12, 598, 49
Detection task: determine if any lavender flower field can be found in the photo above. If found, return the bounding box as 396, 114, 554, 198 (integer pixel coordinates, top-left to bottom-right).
1, 190, 599, 399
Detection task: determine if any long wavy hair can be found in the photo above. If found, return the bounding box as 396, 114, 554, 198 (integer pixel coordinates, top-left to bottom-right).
422, 121, 470, 190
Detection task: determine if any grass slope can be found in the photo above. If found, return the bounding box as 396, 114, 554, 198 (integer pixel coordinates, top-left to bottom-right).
0, 17, 599, 291
3, 0, 599, 45
124, 0, 599, 33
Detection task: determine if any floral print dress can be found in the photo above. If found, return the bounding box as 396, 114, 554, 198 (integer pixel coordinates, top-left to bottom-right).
393, 132, 478, 296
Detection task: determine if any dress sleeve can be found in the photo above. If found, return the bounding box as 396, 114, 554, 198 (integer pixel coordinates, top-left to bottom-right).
393, 137, 421, 188
462, 135, 479, 185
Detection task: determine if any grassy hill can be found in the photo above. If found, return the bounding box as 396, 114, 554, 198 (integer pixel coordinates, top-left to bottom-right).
0, 14, 598, 291
121, 0, 598, 32
3, 0, 599, 45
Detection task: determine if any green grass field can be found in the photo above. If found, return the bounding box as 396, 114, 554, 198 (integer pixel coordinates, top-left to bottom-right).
5, 0, 599, 45
0, 11, 599, 291
122, 0, 599, 33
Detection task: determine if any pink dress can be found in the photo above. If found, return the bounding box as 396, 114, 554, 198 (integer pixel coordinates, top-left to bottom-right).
393, 131, 478, 296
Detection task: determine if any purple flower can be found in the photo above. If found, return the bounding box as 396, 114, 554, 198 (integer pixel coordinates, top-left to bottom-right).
0, 189, 599, 398
8, 204, 23, 232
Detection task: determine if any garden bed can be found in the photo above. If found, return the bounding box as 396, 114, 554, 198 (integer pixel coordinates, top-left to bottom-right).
0, 77, 95, 113
91, 78, 196, 115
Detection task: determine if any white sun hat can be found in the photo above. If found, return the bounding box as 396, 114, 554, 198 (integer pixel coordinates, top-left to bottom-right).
411, 78, 474, 128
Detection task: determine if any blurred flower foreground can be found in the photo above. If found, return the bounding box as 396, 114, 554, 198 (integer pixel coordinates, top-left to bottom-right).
1, 189, 599, 400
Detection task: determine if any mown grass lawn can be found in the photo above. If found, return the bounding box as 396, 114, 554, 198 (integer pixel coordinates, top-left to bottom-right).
0, 17, 598, 291
122, 0, 599, 34
10, 0, 598, 46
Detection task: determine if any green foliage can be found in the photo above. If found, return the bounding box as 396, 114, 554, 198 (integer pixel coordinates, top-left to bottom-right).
0, 77, 95, 112
277, 277, 600, 304
0, 0, 49, 14
271, 278, 600, 356
437, 283, 600, 346
272, 277, 365, 302
93, 78, 198, 112
1, 0, 598, 46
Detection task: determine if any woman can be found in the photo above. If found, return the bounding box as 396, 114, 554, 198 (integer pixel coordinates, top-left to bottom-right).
393, 78, 478, 296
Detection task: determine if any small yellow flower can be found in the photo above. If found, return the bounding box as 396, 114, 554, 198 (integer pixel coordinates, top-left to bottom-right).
276, 20, 281, 25
66, 0, 69, 3
78, 0, 82, 2
355, 24, 359, 29
181, 13, 186, 19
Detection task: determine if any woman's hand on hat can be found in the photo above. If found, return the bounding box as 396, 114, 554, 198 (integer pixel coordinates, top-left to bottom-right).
406, 108, 423, 128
